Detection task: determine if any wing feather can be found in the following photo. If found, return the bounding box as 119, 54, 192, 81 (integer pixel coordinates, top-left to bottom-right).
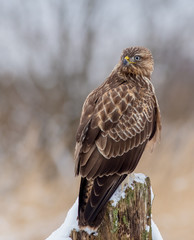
76, 80, 160, 179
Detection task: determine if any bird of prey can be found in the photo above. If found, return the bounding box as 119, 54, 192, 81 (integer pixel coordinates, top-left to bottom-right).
74, 46, 161, 228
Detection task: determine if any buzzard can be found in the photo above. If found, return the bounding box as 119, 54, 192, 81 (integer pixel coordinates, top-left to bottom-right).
74, 46, 161, 228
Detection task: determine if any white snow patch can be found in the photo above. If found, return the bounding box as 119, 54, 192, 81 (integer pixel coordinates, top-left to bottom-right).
46, 198, 96, 240
151, 186, 154, 204
110, 173, 147, 207
152, 219, 163, 240
110, 185, 126, 207
145, 224, 150, 232
133, 173, 147, 184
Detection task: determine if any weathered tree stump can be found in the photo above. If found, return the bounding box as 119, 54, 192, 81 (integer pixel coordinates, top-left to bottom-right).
70, 174, 152, 240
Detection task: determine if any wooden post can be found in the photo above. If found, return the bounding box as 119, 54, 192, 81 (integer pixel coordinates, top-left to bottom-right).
70, 174, 152, 240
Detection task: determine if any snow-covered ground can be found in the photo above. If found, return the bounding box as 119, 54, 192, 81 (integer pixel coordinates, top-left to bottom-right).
46, 198, 79, 240
152, 219, 163, 240
46, 173, 163, 240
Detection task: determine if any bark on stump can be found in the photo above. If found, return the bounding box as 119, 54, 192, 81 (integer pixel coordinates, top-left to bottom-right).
70, 175, 152, 240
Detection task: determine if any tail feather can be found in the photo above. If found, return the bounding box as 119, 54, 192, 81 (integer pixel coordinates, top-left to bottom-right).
78, 174, 127, 228
78, 177, 93, 221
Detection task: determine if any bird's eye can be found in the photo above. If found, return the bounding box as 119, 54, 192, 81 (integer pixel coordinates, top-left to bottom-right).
134, 55, 141, 61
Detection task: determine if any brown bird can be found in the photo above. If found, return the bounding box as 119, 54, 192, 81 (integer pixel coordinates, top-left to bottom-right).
74, 46, 161, 228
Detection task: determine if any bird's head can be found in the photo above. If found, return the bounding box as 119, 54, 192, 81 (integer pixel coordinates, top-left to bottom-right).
120, 47, 154, 78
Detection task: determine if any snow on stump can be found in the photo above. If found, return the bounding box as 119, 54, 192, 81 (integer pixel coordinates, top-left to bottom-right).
71, 173, 152, 240
47, 173, 163, 240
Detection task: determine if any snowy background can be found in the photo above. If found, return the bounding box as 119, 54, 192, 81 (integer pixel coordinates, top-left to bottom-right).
0, 1, 194, 240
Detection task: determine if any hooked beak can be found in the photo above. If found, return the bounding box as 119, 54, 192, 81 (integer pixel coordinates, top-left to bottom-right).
123, 56, 135, 65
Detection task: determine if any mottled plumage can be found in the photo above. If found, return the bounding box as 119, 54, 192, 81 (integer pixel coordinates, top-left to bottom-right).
74, 46, 161, 228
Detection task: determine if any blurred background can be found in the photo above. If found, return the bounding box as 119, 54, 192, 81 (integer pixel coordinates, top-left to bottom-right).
0, 0, 194, 239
